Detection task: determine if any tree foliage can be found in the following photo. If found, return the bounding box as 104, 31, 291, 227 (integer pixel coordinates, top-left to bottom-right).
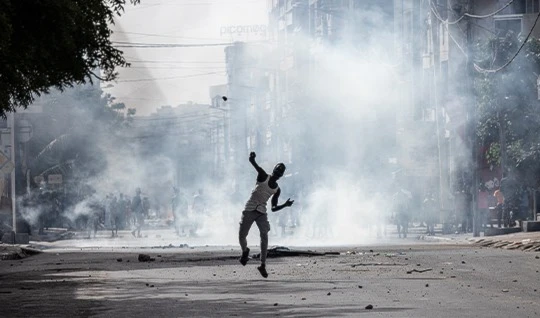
0, 0, 139, 117
25, 82, 136, 190
474, 32, 540, 187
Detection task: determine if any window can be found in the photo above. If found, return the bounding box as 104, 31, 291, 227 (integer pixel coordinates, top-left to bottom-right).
494, 18, 522, 35
509, 0, 539, 14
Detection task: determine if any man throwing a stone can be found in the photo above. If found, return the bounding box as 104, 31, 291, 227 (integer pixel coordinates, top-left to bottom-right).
239, 152, 294, 278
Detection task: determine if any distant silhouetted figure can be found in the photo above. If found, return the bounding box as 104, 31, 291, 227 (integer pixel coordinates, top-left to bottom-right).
239, 152, 294, 278
131, 188, 144, 238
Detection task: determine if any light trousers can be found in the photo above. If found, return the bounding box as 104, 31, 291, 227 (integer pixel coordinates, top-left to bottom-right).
239, 210, 270, 264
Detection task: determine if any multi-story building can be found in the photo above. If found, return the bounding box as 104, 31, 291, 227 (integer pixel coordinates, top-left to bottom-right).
223, 41, 276, 191
394, 0, 540, 229
268, 0, 395, 189
133, 102, 226, 189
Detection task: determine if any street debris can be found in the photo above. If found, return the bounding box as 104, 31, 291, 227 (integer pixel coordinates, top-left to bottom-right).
365, 304, 373, 310
406, 268, 433, 274
253, 246, 339, 259
138, 254, 155, 262
352, 262, 406, 267
151, 243, 189, 249
116, 258, 122, 262
1, 246, 41, 261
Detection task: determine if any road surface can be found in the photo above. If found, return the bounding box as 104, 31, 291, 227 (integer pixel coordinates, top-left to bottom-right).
0, 231, 539, 317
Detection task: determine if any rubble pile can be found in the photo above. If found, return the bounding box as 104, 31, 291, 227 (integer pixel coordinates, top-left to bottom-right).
470, 238, 540, 252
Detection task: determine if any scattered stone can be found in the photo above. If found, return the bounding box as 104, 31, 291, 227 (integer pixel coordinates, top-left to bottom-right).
358, 285, 363, 289
138, 254, 155, 262
536, 255, 539, 259
273, 303, 278, 306
150, 285, 154, 288
157, 255, 162, 258
502, 289, 509, 293
185, 294, 188, 296
116, 258, 122, 262
301, 298, 306, 300
461, 261, 466, 264
513, 280, 517, 282
365, 304, 373, 310
327, 292, 331, 296
425, 284, 429, 287
369, 249, 374, 253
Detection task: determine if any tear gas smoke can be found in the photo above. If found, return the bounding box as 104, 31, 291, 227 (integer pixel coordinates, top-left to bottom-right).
15, 1, 486, 249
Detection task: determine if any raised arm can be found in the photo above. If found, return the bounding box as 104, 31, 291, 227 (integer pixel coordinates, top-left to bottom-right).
249, 152, 268, 182
271, 188, 294, 212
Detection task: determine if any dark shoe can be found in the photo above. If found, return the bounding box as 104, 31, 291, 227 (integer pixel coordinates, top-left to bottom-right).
240, 248, 250, 266
257, 264, 268, 278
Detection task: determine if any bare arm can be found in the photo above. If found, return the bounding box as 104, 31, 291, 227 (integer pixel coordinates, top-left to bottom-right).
249, 152, 268, 182
271, 188, 294, 212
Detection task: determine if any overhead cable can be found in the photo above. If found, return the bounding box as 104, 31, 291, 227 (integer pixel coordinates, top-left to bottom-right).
113, 41, 234, 48
473, 9, 540, 74
113, 71, 225, 83
431, 0, 516, 25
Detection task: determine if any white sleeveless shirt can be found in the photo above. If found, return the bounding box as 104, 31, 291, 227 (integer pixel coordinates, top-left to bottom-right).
244, 176, 279, 213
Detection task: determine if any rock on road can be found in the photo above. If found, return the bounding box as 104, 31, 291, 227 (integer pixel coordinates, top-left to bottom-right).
0, 241, 539, 317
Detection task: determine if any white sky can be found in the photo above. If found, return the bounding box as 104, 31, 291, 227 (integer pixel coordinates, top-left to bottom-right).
106, 0, 268, 115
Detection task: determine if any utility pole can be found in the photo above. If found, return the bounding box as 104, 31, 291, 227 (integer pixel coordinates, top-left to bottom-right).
9, 112, 16, 234
466, 0, 480, 237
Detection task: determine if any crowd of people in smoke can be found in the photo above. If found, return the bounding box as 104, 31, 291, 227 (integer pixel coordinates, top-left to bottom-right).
12, 173, 529, 241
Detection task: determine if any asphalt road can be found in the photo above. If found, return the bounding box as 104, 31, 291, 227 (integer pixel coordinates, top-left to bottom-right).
0, 233, 539, 317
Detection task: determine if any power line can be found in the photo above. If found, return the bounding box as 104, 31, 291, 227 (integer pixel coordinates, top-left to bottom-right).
114, 71, 226, 83
113, 41, 234, 48
112, 31, 225, 41
474, 9, 540, 74
431, 0, 516, 25
126, 60, 226, 64
134, 0, 262, 6
119, 65, 226, 70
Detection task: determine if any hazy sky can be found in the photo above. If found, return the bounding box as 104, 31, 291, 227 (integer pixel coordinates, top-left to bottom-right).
106, 0, 268, 115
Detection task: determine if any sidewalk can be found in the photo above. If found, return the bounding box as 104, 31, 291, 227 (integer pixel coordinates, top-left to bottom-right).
0, 244, 41, 260
468, 231, 540, 252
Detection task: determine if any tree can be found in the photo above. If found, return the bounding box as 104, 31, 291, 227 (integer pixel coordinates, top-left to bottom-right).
474, 32, 540, 190
0, 0, 140, 117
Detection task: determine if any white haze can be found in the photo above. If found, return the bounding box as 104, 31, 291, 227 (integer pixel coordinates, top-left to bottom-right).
20, 1, 475, 249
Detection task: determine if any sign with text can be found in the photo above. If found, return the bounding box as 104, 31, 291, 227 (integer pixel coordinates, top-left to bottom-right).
220, 24, 267, 41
